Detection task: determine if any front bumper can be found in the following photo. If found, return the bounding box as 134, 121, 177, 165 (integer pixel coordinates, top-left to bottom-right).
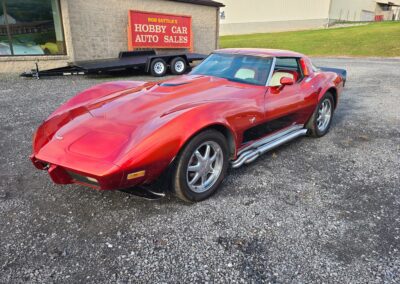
30, 155, 146, 190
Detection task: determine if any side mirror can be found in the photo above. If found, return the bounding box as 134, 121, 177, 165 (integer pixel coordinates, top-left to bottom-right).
280, 77, 295, 87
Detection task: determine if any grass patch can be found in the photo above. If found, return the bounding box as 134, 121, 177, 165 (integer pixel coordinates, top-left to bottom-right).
220, 22, 400, 57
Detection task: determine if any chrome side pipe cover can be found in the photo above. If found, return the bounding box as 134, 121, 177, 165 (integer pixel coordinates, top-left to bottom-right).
231, 125, 308, 168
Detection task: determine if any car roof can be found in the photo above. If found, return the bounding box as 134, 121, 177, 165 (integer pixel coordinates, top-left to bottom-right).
214, 48, 305, 58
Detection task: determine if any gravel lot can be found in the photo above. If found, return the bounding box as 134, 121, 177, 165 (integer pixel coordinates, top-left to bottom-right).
0, 58, 399, 283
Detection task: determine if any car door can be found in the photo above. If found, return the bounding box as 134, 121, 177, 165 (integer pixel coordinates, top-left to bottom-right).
264, 57, 316, 129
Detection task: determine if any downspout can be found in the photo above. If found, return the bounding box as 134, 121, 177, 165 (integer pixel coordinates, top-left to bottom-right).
2, 0, 14, 55
215, 7, 220, 50
327, 0, 333, 28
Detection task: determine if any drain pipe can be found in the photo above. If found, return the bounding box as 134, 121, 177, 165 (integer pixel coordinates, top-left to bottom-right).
327, 0, 334, 28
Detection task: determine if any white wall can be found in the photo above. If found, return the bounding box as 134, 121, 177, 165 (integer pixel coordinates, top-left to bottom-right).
328, 0, 376, 22
219, 0, 400, 35
219, 0, 330, 24
219, 0, 331, 35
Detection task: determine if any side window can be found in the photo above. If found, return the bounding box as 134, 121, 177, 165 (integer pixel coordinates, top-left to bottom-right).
270, 57, 303, 86
275, 58, 299, 69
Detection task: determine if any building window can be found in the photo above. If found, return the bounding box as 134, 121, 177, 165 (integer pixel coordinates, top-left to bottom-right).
0, 0, 65, 56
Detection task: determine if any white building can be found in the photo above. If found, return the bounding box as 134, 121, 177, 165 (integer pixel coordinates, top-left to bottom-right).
219, 0, 400, 35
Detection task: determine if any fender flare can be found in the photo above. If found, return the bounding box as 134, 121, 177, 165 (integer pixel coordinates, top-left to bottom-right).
115, 102, 240, 184
318, 84, 338, 108
48, 81, 148, 119
178, 121, 238, 160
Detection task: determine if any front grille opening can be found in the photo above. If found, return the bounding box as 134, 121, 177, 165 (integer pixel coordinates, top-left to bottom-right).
40, 161, 50, 170
66, 170, 98, 186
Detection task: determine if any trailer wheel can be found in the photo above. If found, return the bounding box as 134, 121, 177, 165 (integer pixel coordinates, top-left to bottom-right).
150, 58, 167, 77
170, 57, 187, 75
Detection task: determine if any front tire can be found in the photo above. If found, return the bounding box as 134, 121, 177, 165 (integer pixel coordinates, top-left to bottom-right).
306, 92, 334, 137
172, 130, 229, 203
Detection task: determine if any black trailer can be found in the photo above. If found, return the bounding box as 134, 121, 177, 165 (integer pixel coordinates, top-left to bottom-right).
21, 50, 206, 79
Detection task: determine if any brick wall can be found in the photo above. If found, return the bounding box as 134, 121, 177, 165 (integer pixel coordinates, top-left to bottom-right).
67, 0, 218, 61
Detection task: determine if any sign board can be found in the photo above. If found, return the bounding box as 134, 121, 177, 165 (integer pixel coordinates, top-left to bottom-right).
128, 10, 192, 50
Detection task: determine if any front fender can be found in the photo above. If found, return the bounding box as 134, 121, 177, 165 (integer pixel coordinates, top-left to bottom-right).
33, 81, 150, 155
115, 101, 241, 186
48, 81, 148, 119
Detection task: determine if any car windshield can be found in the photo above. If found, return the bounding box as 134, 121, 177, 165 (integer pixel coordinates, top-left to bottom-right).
190, 53, 273, 86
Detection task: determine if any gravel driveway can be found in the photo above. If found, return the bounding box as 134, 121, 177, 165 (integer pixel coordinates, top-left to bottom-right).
0, 58, 399, 283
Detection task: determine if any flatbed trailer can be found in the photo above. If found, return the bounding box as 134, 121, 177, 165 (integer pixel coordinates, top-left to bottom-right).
21, 50, 206, 79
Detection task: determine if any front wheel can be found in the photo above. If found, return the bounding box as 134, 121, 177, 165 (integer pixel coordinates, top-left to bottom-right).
306, 92, 334, 137
172, 130, 229, 202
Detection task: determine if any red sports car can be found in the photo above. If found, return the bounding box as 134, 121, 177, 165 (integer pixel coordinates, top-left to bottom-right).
31, 48, 346, 202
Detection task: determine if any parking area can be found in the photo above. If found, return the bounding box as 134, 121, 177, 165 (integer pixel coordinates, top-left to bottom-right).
0, 58, 399, 283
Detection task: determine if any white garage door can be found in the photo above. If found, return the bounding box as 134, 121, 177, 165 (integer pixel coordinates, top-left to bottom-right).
361, 10, 375, 22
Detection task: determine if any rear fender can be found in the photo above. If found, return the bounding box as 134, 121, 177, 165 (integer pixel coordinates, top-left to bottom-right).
318, 74, 342, 108
319, 67, 347, 83
319, 83, 336, 101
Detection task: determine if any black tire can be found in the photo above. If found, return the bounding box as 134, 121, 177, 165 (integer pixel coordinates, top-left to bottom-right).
306, 92, 335, 137
172, 130, 229, 203
170, 57, 187, 75
150, 58, 167, 77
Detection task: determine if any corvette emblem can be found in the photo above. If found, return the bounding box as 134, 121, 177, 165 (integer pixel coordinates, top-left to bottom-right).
249, 117, 256, 124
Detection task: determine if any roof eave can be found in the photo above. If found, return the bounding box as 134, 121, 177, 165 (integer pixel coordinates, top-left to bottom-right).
168, 0, 225, 8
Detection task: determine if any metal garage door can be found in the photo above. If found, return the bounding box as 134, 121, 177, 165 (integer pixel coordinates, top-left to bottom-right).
361, 10, 375, 22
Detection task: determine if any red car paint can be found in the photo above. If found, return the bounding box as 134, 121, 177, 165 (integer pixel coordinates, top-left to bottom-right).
31, 49, 344, 190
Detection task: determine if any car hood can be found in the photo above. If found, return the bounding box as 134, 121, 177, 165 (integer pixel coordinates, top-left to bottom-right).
34, 75, 254, 172
86, 75, 248, 124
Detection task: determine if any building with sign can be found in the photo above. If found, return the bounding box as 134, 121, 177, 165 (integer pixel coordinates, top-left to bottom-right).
219, 0, 400, 35
0, 0, 223, 73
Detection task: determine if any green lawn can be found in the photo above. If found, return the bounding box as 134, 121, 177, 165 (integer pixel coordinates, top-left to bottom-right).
220, 22, 400, 57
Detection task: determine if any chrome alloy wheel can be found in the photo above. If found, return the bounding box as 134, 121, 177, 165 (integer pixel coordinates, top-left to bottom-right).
317, 99, 332, 132
174, 60, 185, 73
186, 141, 224, 193
154, 62, 165, 75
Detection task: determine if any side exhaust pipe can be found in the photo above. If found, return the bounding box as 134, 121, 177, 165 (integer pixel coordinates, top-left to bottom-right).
231, 125, 308, 168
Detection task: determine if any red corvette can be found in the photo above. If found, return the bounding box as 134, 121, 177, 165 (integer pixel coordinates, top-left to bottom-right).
31, 48, 346, 202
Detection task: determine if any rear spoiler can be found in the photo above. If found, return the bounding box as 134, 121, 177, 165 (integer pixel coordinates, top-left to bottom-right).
319, 67, 347, 84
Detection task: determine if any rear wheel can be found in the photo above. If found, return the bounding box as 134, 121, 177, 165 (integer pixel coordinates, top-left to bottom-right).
150, 58, 167, 77
172, 130, 229, 202
170, 57, 187, 75
306, 92, 334, 137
